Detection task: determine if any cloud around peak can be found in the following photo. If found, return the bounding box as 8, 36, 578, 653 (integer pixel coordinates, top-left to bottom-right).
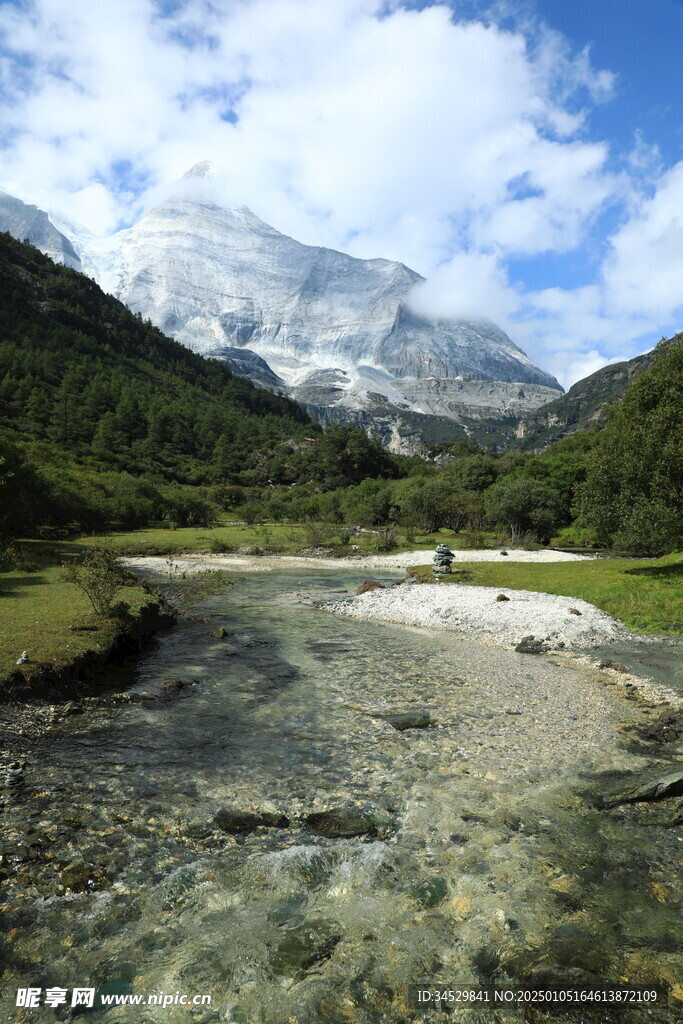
0, 0, 681, 388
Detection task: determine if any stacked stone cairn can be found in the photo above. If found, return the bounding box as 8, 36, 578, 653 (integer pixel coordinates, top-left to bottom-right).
3, 762, 25, 792
433, 543, 455, 578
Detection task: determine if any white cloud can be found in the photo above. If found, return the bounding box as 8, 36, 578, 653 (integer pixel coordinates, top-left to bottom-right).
603, 161, 683, 320
408, 251, 520, 323
0, 0, 618, 259
0, 0, 680, 387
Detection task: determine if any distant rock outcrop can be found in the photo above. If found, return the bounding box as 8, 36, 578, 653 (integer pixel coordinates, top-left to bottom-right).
515, 352, 654, 450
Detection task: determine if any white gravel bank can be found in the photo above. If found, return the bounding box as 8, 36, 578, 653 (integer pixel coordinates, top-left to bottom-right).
324, 583, 627, 650
124, 547, 592, 576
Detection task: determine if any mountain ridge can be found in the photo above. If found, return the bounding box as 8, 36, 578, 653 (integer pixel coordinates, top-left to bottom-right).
514, 351, 655, 450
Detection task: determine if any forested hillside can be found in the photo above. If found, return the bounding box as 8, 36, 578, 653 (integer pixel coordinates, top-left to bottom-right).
1, 233, 680, 556
0, 233, 401, 534
580, 333, 683, 554
515, 350, 654, 450
0, 231, 313, 476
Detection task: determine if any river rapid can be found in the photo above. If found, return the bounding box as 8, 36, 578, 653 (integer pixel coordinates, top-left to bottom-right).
2, 569, 682, 1023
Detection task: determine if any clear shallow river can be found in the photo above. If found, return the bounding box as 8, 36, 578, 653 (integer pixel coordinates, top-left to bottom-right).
2, 570, 682, 1023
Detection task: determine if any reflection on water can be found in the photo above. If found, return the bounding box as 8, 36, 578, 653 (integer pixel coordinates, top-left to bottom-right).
1, 570, 681, 1022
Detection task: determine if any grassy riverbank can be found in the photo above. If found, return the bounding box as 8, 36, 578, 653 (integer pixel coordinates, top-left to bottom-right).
410, 553, 683, 636
1, 524, 479, 686
4, 526, 680, 689
67, 523, 500, 557
0, 543, 157, 689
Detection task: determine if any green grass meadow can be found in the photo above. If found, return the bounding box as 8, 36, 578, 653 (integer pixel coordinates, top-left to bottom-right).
0, 545, 151, 687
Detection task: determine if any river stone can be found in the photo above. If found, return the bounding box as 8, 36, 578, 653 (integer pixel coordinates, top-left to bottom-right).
641, 708, 683, 744
515, 636, 549, 654
599, 659, 627, 673
60, 859, 91, 892
305, 808, 377, 838
609, 770, 683, 805
162, 679, 191, 691
211, 626, 228, 639
271, 919, 341, 976
214, 808, 290, 834
62, 701, 83, 715
356, 580, 385, 596
375, 711, 434, 731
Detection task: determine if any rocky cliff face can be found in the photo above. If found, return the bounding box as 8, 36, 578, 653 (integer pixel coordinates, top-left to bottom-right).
392, 378, 559, 422
0, 171, 564, 444
0, 191, 81, 269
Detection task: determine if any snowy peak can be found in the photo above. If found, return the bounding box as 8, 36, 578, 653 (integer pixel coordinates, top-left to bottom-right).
0, 177, 562, 442
182, 160, 217, 179
0, 190, 82, 270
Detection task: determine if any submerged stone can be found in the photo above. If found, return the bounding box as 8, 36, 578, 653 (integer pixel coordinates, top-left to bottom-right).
60, 859, 91, 892
305, 808, 377, 838
214, 808, 289, 834
406, 876, 449, 908
271, 919, 341, 976
376, 711, 434, 731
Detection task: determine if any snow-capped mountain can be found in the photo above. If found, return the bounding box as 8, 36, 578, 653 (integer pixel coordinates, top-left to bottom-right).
0, 168, 562, 448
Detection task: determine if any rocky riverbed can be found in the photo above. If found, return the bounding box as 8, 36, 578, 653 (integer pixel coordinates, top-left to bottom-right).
1, 568, 682, 1022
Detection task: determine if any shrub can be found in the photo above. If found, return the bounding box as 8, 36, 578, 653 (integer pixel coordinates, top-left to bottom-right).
8, 544, 39, 572
61, 547, 131, 616
374, 526, 399, 552
302, 522, 337, 548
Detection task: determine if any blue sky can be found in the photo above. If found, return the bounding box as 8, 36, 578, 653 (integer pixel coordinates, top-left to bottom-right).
1, 0, 682, 387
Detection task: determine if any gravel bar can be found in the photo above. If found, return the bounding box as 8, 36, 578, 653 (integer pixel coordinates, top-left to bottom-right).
324, 583, 628, 650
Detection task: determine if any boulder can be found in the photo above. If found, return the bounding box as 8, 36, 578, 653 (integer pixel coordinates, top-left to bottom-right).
356, 580, 385, 596
515, 636, 549, 654
62, 701, 83, 715
605, 770, 683, 807
162, 679, 191, 691
641, 708, 683, 744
